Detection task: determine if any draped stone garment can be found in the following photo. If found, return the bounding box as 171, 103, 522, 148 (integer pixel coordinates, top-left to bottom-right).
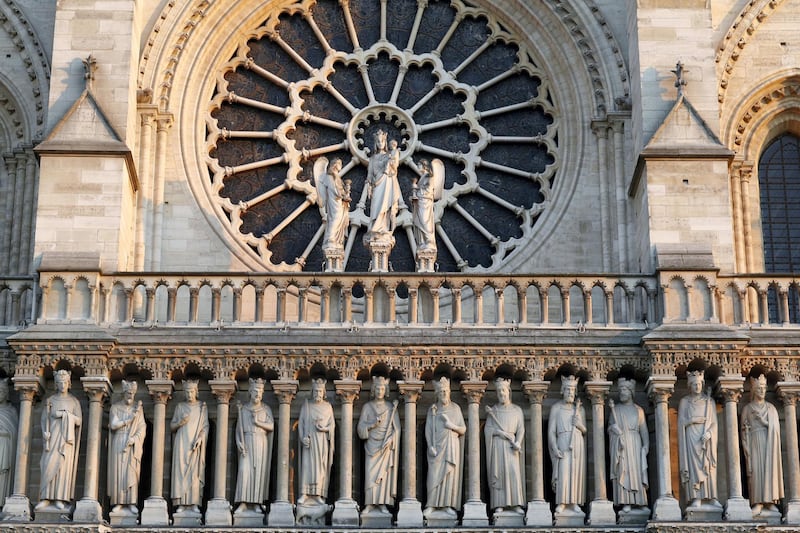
0, 402, 18, 506
357, 399, 401, 506
40, 393, 82, 502
609, 402, 649, 506
547, 400, 586, 505
235, 402, 274, 504
677, 394, 717, 500
412, 173, 436, 250
317, 168, 349, 249
484, 403, 525, 509
170, 401, 209, 506
108, 401, 146, 505
741, 400, 784, 504
366, 149, 401, 239
298, 400, 335, 500
425, 402, 465, 509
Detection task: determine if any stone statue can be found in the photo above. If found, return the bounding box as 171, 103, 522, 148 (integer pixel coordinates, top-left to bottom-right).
411, 158, 444, 253
170, 379, 209, 515
547, 375, 586, 515
36, 369, 82, 512
424, 376, 466, 519
234, 377, 274, 515
484, 377, 525, 517
297, 378, 335, 524
677, 370, 720, 509
357, 376, 400, 516
108, 380, 146, 516
365, 130, 401, 243
0, 378, 17, 508
314, 157, 350, 251
741, 374, 784, 518
608, 378, 649, 515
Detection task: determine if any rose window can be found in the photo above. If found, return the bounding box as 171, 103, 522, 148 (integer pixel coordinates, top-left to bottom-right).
206, 0, 557, 272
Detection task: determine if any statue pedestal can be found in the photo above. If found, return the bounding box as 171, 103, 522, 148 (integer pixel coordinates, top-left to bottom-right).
461, 500, 489, 526
233, 507, 265, 527
618, 505, 650, 524
786, 499, 800, 524
267, 501, 295, 526
685, 502, 723, 522
366, 237, 394, 272
553, 505, 585, 526
360, 507, 392, 528
109, 506, 140, 526
323, 245, 345, 272
525, 499, 552, 526
140, 496, 169, 526
172, 506, 202, 526
34, 507, 73, 523
492, 508, 525, 527
755, 505, 782, 524
295, 501, 330, 526
73, 497, 102, 522
331, 498, 359, 527
723, 497, 752, 521
424, 508, 457, 527
396, 498, 423, 527
651, 495, 682, 521
587, 498, 616, 525
204, 497, 232, 526
416, 248, 436, 273
1, 494, 32, 521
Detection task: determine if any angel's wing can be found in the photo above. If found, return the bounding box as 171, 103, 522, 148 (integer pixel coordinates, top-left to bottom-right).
313, 157, 329, 211
431, 158, 445, 200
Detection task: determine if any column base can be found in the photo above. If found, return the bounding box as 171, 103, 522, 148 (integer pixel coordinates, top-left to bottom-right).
73, 497, 102, 522
525, 499, 552, 526
204, 498, 232, 526
267, 500, 295, 526
331, 498, 359, 527
587, 498, 616, 525
651, 495, 682, 521
396, 498, 423, 527
785, 499, 800, 524
461, 499, 489, 526
724, 497, 752, 521
140, 496, 170, 526
1, 494, 32, 521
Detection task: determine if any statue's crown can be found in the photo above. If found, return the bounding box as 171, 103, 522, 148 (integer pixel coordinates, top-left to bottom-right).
752, 374, 767, 386
687, 370, 704, 382
249, 377, 266, 388
618, 377, 635, 391
122, 379, 137, 392
434, 376, 450, 390
54, 369, 71, 383
183, 379, 199, 389
373, 375, 389, 385
562, 375, 578, 385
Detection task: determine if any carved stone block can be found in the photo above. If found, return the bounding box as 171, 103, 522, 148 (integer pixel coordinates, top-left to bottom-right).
685, 503, 723, 522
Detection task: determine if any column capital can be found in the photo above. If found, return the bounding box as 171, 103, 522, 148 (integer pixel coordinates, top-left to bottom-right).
715, 376, 745, 403
334, 379, 361, 404
145, 379, 174, 404
398, 380, 424, 403
12, 375, 43, 400
522, 380, 549, 404
271, 380, 299, 404
584, 380, 612, 404
777, 381, 800, 405
80, 376, 111, 402
646, 375, 676, 403
461, 380, 488, 404
209, 379, 237, 404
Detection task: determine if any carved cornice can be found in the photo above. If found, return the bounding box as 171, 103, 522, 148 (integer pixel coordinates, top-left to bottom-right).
716, 0, 787, 104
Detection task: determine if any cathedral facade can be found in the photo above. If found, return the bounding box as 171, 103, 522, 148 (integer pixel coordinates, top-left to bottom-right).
1, 0, 800, 530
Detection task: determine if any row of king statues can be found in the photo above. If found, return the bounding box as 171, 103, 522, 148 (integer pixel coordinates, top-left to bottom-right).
0, 369, 787, 526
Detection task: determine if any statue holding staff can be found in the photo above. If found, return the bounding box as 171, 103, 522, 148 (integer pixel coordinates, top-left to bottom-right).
547, 375, 586, 515
108, 380, 146, 515
170, 379, 209, 514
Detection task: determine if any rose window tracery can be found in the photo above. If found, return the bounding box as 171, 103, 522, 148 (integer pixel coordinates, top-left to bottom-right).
206, 0, 557, 272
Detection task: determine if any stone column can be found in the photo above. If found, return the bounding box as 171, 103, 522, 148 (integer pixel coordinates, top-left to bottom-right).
2, 377, 42, 521
522, 380, 551, 525
396, 380, 424, 526
332, 380, 360, 526
777, 382, 800, 523
73, 377, 111, 522
140, 380, 173, 526
267, 380, 298, 526
461, 381, 489, 526
646, 376, 681, 521
584, 381, 615, 525
205, 380, 237, 525
715, 377, 750, 520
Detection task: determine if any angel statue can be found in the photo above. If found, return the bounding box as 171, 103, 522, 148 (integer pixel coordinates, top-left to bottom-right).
411, 158, 444, 253
314, 157, 351, 252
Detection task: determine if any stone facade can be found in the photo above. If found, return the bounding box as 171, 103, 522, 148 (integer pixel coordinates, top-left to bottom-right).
2, 0, 800, 531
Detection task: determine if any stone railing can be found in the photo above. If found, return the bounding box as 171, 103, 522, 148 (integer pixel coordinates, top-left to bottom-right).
35, 271, 660, 328
0, 275, 36, 328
